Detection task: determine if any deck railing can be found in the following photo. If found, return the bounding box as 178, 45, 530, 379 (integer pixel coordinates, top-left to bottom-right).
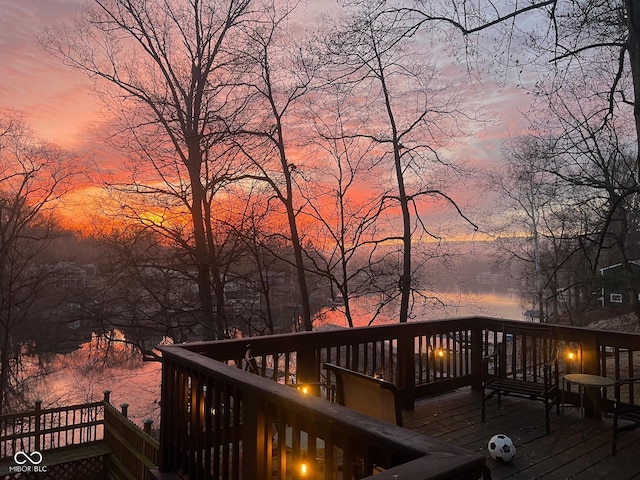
0, 391, 159, 480
104, 401, 159, 480
158, 345, 486, 480
0, 397, 104, 459
156, 317, 640, 479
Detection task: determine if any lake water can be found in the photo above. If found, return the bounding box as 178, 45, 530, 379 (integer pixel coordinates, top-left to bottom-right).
314, 289, 527, 328
27, 333, 162, 428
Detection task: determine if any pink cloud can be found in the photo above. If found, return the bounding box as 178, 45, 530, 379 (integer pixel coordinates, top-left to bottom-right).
0, 0, 99, 147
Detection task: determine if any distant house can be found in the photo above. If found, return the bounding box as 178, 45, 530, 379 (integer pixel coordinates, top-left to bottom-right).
43, 262, 97, 289
475, 272, 502, 284
599, 260, 640, 307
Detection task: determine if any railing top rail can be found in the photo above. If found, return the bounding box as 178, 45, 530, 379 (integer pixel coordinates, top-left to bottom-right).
166, 317, 499, 357
163, 317, 640, 359
0, 400, 104, 424
37, 401, 104, 415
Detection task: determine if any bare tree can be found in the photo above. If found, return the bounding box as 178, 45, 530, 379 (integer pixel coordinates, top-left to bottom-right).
300, 85, 398, 327
324, 3, 479, 323
532, 87, 640, 317
0, 113, 79, 413
536, 0, 640, 176
387, 0, 640, 321
488, 136, 578, 321
232, 2, 319, 331
230, 196, 298, 335
204, 181, 293, 336
491, 96, 640, 321
42, 0, 255, 339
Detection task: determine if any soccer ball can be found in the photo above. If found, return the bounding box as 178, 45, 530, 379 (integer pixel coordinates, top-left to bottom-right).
488, 434, 516, 462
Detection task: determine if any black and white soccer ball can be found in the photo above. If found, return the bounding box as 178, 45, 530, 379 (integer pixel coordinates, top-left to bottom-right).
488, 434, 516, 462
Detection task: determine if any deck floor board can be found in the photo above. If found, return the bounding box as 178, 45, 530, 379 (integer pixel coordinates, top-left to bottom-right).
404, 387, 640, 480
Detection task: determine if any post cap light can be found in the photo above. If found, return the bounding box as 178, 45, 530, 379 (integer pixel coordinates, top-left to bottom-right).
296, 384, 309, 395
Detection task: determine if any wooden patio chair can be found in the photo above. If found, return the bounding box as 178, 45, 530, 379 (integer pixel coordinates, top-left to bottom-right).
323, 363, 403, 427
612, 376, 640, 455
482, 341, 559, 434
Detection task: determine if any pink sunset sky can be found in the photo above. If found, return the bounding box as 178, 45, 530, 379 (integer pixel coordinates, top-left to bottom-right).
0, 0, 532, 234
0, 0, 102, 147
0, 0, 528, 147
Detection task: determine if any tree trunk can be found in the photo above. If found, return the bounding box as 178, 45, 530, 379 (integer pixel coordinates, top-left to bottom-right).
378, 58, 412, 324
623, 1, 640, 325
187, 158, 220, 339
626, 0, 640, 183
397, 155, 412, 324
0, 334, 10, 415
285, 201, 312, 331
204, 200, 228, 337
273, 106, 312, 331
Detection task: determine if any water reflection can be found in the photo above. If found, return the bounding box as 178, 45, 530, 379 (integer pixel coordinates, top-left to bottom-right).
29, 330, 161, 428
314, 290, 527, 328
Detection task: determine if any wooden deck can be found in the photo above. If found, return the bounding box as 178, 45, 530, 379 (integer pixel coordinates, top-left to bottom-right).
404, 387, 640, 480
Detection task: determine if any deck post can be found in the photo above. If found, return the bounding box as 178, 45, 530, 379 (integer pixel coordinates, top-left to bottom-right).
580, 334, 602, 418
471, 325, 483, 391
397, 333, 415, 410
242, 392, 266, 480
350, 343, 360, 371
297, 346, 318, 384
143, 419, 153, 435
34, 399, 42, 453
157, 357, 174, 473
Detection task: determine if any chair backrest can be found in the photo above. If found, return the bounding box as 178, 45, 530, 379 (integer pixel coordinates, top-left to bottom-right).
488, 334, 559, 383
323, 363, 403, 427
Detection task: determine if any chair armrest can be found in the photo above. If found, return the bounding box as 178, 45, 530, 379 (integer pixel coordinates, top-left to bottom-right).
615, 376, 640, 400
616, 376, 640, 385
542, 362, 557, 390
482, 342, 503, 362
481, 345, 502, 385
482, 350, 500, 362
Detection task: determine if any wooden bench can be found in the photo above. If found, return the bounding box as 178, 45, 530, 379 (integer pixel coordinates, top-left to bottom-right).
323, 363, 403, 427
482, 342, 559, 434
